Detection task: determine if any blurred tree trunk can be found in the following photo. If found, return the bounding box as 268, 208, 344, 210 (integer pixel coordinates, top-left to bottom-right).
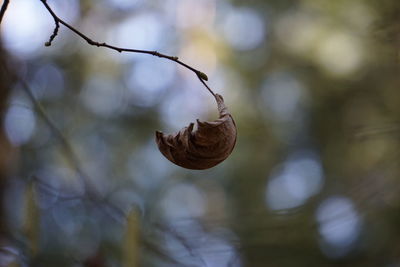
0, 39, 14, 239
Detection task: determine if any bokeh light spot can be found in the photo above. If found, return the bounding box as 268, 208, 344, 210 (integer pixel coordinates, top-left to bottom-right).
316, 32, 364, 76
266, 150, 324, 211
283, 151, 324, 200
179, 40, 217, 77
113, 12, 166, 51
32, 63, 65, 99
175, 0, 216, 29
107, 0, 143, 10
261, 72, 309, 122
1, 0, 52, 57
316, 196, 361, 258
275, 11, 322, 54
1, 0, 80, 58
159, 86, 211, 131
127, 141, 172, 190
80, 75, 125, 117
161, 183, 206, 219
125, 58, 176, 107
220, 7, 266, 51
4, 105, 36, 146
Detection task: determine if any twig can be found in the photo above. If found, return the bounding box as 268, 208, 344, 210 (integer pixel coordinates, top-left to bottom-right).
39, 0, 216, 96
44, 11, 59, 47
198, 74, 216, 97
0, 0, 10, 24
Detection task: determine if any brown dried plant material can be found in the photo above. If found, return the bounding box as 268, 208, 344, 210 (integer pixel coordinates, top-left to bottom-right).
156, 94, 237, 170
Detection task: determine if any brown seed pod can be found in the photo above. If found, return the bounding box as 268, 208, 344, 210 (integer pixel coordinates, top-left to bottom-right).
155, 93, 237, 170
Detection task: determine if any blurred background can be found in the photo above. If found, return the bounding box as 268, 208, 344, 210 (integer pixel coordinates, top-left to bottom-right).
1, 0, 400, 266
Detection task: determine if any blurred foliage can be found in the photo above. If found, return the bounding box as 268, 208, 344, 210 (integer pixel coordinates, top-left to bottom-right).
1, 0, 400, 266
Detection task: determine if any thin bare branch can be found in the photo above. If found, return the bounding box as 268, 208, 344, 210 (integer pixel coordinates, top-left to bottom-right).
198, 74, 216, 97
19, 80, 97, 197
0, 0, 10, 24
44, 12, 60, 46
39, 0, 215, 96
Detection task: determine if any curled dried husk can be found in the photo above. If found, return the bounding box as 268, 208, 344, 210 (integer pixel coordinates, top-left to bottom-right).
155, 94, 237, 170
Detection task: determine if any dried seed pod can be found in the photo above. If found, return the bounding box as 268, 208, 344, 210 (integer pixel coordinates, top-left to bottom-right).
155, 94, 237, 170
